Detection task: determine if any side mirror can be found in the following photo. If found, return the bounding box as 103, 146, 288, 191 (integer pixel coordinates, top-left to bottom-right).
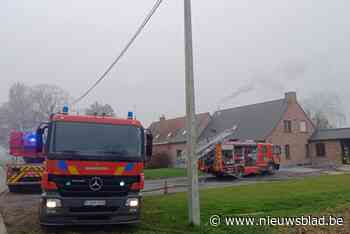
36, 122, 49, 153
146, 132, 153, 160
36, 128, 43, 153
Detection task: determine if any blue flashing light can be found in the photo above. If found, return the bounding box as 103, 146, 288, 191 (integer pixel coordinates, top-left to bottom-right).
29, 137, 36, 143
23, 132, 37, 147
62, 104, 69, 114
128, 111, 133, 120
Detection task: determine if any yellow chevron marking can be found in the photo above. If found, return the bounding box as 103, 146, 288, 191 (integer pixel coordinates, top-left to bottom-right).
7, 165, 44, 184
9, 170, 27, 183
68, 165, 79, 175
114, 166, 125, 175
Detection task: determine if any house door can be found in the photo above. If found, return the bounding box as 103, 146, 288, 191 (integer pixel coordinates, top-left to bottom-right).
341, 140, 350, 164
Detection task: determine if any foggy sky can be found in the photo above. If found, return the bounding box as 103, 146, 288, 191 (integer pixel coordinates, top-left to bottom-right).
1, 0, 349, 127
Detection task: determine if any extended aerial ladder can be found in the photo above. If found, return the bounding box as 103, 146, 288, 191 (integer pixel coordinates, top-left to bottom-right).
196, 128, 281, 177
196, 129, 237, 159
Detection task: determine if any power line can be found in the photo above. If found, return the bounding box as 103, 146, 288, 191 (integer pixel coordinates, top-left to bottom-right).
73, 0, 163, 105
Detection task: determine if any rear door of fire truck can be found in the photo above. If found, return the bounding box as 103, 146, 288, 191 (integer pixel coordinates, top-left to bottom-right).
6, 131, 44, 192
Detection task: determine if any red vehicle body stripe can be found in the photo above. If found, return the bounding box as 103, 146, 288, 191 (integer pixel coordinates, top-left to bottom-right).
46, 160, 144, 176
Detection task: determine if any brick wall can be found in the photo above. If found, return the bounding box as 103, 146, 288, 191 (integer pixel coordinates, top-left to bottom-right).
150, 114, 211, 168
151, 143, 187, 167
309, 140, 343, 166
267, 94, 315, 166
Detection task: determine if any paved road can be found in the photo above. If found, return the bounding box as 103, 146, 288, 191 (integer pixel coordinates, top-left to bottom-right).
142, 168, 326, 195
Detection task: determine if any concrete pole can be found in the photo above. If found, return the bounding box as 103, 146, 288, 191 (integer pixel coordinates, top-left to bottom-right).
184, 0, 200, 226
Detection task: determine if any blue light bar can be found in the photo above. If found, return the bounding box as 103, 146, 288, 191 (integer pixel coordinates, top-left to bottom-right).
62, 104, 69, 114
128, 111, 133, 120
23, 132, 37, 148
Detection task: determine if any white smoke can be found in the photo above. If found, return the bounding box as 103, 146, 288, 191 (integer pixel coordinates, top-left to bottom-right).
216, 58, 309, 109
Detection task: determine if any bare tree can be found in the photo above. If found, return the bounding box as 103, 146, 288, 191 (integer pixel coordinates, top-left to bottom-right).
302, 92, 347, 129
85, 102, 115, 116
0, 82, 71, 146
31, 84, 70, 122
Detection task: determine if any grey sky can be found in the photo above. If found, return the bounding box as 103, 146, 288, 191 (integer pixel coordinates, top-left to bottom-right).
1, 0, 349, 127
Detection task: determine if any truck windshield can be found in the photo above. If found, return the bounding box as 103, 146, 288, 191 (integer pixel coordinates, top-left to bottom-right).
50, 122, 142, 158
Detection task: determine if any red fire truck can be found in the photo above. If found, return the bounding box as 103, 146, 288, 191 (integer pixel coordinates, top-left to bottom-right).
198, 140, 281, 177
7, 131, 45, 192
8, 110, 152, 226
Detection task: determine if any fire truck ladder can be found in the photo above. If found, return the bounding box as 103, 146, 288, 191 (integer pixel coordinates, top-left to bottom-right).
196, 128, 237, 160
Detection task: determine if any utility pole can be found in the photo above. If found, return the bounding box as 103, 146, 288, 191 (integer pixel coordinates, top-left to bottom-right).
184, 0, 200, 226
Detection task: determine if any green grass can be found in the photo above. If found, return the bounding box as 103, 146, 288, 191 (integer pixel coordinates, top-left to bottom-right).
9, 174, 350, 234
140, 174, 350, 233
144, 168, 203, 180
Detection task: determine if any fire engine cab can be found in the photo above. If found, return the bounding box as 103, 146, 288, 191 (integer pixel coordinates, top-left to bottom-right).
198, 140, 281, 177
8, 108, 153, 226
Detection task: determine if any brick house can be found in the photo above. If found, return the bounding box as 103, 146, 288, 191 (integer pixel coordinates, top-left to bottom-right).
199, 92, 315, 166
148, 113, 211, 167
309, 128, 350, 166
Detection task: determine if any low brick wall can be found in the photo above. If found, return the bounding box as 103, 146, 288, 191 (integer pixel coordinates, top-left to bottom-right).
309, 140, 343, 166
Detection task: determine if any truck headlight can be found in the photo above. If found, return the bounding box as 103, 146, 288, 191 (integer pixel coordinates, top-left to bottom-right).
46, 199, 62, 208
126, 198, 139, 207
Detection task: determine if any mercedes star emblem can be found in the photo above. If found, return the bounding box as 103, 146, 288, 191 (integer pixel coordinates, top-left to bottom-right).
89, 177, 103, 191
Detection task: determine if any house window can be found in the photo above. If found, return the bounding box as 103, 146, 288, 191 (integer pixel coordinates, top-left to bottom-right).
300, 121, 307, 133
285, 145, 290, 160
316, 143, 326, 157
284, 120, 292, 133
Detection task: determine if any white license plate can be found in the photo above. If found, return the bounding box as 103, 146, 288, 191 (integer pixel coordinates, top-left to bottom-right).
84, 200, 106, 206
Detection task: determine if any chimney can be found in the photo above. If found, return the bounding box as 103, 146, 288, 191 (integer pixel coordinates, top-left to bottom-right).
285, 91, 297, 104
160, 115, 166, 122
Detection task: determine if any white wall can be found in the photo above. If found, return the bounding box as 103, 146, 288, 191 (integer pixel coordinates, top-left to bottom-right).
0, 146, 10, 166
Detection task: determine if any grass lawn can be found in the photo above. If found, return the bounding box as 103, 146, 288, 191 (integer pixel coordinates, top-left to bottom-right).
9, 174, 350, 234
144, 168, 203, 180
139, 174, 350, 233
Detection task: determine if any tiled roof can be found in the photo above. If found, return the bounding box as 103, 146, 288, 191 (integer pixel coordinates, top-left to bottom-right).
199, 99, 288, 142
310, 128, 350, 141
148, 113, 211, 145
